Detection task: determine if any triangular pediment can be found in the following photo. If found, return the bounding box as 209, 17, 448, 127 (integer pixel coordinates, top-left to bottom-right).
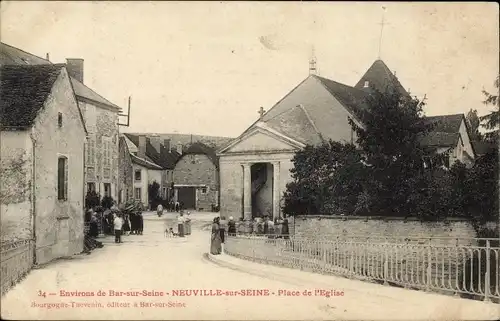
220, 125, 305, 154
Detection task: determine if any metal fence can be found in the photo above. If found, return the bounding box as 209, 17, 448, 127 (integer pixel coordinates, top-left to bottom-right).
1, 239, 34, 296
225, 235, 500, 302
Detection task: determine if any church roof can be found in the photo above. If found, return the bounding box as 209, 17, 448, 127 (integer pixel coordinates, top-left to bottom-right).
355, 59, 408, 96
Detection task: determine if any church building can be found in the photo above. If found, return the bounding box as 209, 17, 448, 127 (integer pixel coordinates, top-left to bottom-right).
217, 59, 475, 221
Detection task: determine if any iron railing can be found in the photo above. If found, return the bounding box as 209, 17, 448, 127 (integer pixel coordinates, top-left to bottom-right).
1, 239, 34, 296
224, 235, 500, 302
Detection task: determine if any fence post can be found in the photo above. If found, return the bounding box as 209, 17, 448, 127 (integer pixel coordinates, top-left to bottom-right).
426, 246, 432, 291
383, 242, 389, 285
483, 240, 491, 302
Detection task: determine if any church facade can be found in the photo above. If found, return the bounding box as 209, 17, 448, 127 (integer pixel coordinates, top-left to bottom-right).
217, 59, 475, 221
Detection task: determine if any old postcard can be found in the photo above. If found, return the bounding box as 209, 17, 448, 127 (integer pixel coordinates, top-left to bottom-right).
1, 1, 499, 320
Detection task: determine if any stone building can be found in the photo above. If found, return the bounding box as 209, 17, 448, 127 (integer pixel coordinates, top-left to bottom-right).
173, 142, 220, 211
0, 64, 87, 264
0, 42, 123, 203
118, 135, 133, 204
217, 59, 476, 221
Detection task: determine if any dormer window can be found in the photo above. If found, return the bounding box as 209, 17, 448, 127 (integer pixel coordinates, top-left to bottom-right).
363, 80, 370, 88
58, 112, 63, 127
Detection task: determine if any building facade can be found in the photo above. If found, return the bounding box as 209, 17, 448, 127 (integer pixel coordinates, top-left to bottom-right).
173, 143, 220, 211
0, 64, 87, 264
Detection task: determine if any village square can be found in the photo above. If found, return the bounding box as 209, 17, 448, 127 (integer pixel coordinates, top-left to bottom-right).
1, 2, 499, 320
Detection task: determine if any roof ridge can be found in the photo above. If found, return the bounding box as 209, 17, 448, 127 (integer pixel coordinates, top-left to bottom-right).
0, 42, 51, 64
298, 104, 324, 142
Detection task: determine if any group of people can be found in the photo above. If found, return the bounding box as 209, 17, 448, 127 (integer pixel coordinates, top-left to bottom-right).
250, 216, 290, 238
210, 216, 236, 255
175, 211, 192, 237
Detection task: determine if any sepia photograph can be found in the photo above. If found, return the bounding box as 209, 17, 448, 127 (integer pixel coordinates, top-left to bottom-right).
0, 1, 499, 320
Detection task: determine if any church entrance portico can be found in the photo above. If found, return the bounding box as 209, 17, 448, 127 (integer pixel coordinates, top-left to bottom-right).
242, 161, 281, 220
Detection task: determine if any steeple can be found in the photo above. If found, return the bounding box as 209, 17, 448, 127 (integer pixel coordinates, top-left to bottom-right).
309, 45, 317, 76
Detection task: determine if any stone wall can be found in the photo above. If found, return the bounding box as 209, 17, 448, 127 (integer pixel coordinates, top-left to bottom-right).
0, 131, 33, 242
118, 137, 133, 205
290, 215, 485, 245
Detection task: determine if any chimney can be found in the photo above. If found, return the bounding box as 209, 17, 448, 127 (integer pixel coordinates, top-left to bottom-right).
66, 58, 84, 83
150, 137, 161, 153
176, 142, 182, 155
163, 139, 171, 152
46, 53, 50, 61
138, 135, 147, 159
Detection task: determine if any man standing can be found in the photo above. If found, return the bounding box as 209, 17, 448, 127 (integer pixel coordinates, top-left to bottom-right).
114, 213, 123, 243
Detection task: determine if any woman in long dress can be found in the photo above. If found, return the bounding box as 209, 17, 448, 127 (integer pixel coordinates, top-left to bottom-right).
122, 214, 131, 235
184, 212, 191, 235
210, 217, 222, 255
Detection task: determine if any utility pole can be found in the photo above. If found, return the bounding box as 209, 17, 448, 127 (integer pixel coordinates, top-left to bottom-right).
118, 96, 131, 127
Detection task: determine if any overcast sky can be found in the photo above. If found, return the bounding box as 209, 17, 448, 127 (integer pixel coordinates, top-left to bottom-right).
1, 2, 498, 138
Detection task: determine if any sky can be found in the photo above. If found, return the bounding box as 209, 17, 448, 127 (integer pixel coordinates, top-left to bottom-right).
1, 2, 498, 138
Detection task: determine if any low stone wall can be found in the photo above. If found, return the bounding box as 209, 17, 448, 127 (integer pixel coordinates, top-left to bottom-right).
289, 215, 495, 245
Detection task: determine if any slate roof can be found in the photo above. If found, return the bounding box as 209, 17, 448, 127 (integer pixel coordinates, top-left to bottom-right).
471, 140, 497, 156
0, 42, 121, 112
124, 133, 181, 170
0, 64, 64, 128
127, 133, 233, 150
130, 153, 163, 170
355, 59, 408, 97
419, 132, 460, 147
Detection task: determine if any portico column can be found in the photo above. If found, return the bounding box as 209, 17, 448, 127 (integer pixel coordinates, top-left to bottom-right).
243, 163, 252, 220
272, 161, 280, 220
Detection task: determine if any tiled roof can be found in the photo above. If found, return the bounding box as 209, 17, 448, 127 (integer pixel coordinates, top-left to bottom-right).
124, 133, 181, 170
355, 59, 408, 97
127, 133, 233, 150
419, 132, 459, 147
0, 64, 64, 128
471, 140, 497, 156
130, 154, 163, 170
423, 114, 464, 133
0, 42, 121, 111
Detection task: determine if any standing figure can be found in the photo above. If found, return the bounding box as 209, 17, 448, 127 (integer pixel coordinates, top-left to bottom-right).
175, 201, 180, 212
89, 211, 99, 238
184, 212, 192, 235
282, 217, 290, 239
114, 213, 123, 243
210, 217, 222, 255
219, 216, 227, 250
177, 212, 185, 237
122, 214, 131, 236
157, 204, 163, 217
138, 212, 144, 235
227, 216, 236, 237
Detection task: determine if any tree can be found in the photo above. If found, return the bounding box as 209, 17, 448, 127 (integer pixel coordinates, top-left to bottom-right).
480, 75, 499, 143
282, 141, 366, 216
348, 88, 442, 217
148, 181, 161, 209
466, 109, 483, 141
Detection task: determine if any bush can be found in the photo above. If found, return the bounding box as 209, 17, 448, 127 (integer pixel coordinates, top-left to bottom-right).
85, 191, 100, 210
101, 196, 114, 209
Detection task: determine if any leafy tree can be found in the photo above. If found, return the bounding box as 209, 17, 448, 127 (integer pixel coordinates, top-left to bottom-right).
101, 195, 114, 209
348, 88, 442, 217
466, 109, 483, 141
148, 181, 161, 209
282, 141, 366, 216
480, 75, 499, 143
85, 190, 101, 210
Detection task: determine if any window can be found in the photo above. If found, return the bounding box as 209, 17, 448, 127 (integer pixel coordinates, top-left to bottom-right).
135, 188, 141, 201
135, 170, 142, 181
104, 183, 111, 197
87, 182, 96, 193
201, 186, 208, 194
363, 80, 369, 88
58, 156, 68, 200
58, 113, 63, 127
86, 135, 96, 166
102, 138, 111, 168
